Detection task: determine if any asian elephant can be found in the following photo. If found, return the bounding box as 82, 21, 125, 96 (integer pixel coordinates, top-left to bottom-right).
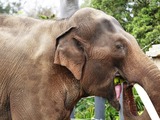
0, 7, 160, 120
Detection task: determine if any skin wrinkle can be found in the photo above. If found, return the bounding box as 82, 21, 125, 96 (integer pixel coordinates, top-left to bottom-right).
73, 15, 96, 42
1, 7, 159, 120
8, 29, 50, 119
0, 15, 53, 118
91, 47, 111, 60
0, 41, 27, 114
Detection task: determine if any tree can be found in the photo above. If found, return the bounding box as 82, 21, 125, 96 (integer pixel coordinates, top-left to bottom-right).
90, 0, 160, 51
126, 0, 160, 51
90, 0, 131, 27
0, 0, 22, 14
58, 0, 79, 18
0, 0, 56, 19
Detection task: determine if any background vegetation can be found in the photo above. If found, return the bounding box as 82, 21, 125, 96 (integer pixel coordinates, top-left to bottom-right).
90, 0, 160, 52
0, 0, 159, 119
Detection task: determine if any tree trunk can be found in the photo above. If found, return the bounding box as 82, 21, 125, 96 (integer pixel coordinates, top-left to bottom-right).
59, 0, 79, 19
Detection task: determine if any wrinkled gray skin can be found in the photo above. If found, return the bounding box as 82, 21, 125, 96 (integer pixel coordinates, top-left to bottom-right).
122, 84, 151, 120
0, 8, 160, 120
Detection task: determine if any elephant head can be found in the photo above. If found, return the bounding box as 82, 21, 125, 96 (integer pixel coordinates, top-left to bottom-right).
54, 8, 160, 114
54, 8, 126, 110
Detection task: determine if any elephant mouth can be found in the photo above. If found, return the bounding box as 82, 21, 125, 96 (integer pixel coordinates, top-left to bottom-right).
114, 73, 124, 100
114, 73, 139, 116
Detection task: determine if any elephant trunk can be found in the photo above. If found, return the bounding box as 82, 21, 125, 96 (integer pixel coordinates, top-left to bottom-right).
121, 49, 160, 119
122, 83, 150, 120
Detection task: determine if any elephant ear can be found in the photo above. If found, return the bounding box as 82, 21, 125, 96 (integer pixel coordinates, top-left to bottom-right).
54, 27, 86, 80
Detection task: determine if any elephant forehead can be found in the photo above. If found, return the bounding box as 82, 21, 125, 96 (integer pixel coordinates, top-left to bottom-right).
89, 8, 122, 29
91, 13, 122, 35
73, 7, 120, 27
74, 7, 112, 20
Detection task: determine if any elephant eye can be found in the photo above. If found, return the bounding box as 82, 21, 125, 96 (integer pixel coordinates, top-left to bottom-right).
115, 42, 124, 50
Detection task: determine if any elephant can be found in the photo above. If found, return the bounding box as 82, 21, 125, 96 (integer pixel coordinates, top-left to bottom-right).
0, 7, 160, 120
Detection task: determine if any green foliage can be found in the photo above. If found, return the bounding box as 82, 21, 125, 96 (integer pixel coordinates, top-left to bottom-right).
39, 14, 55, 20
90, 0, 131, 27
126, 1, 160, 51
75, 97, 95, 119
75, 97, 119, 119
0, 0, 56, 18
90, 0, 160, 51
114, 76, 125, 85
81, 0, 91, 7
0, 0, 22, 14
132, 87, 144, 112
105, 102, 119, 120
75, 89, 144, 119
